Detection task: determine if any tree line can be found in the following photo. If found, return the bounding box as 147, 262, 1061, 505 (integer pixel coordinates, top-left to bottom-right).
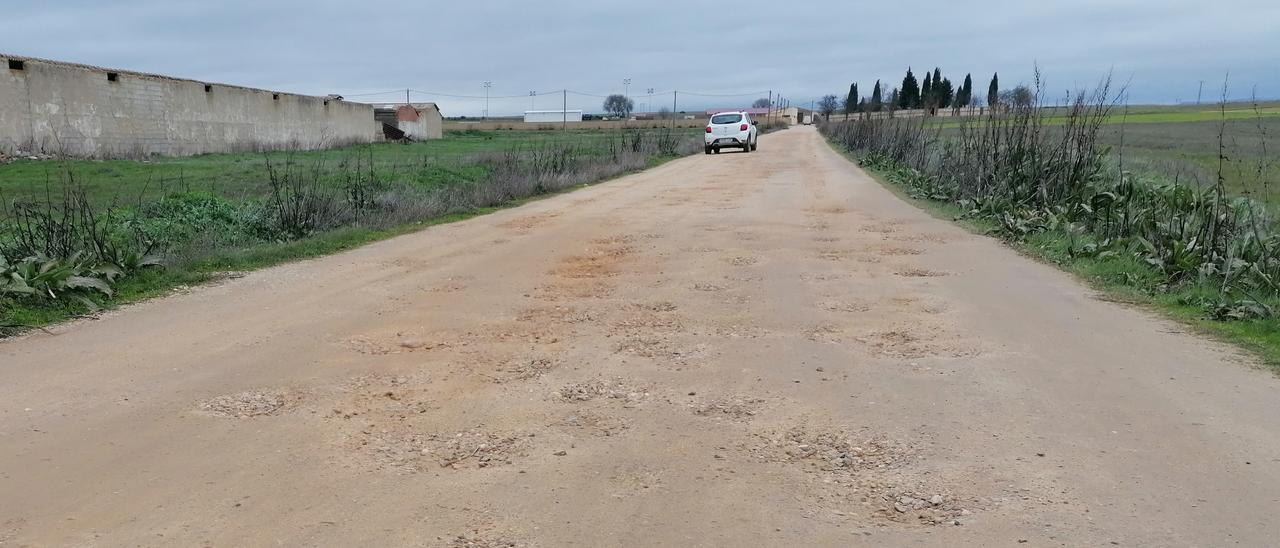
816, 68, 1010, 120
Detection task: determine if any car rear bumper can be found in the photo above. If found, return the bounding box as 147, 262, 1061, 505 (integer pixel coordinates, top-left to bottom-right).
705, 132, 752, 146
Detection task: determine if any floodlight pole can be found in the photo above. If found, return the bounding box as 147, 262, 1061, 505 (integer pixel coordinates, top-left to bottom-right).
623, 78, 632, 119
563, 89, 567, 132
482, 81, 493, 120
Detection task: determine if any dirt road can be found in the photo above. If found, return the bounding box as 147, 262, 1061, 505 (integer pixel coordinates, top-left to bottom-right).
3, 127, 1278, 547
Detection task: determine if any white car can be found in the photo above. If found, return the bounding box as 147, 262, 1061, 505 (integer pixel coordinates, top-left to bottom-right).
704, 111, 758, 154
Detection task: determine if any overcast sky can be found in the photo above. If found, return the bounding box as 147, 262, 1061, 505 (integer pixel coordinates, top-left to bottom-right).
3, 0, 1277, 116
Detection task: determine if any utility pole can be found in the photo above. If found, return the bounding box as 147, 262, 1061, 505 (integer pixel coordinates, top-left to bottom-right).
646, 88, 654, 117
562, 89, 567, 132
767, 90, 772, 124
529, 91, 536, 111
482, 81, 493, 120
1197, 80, 1205, 105
672, 90, 677, 130
406, 88, 410, 105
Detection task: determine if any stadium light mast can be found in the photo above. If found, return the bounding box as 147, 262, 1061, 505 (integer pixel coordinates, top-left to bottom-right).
482, 81, 493, 119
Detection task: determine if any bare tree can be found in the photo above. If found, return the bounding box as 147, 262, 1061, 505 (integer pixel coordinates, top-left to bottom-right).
817, 95, 839, 121
1001, 86, 1035, 108
603, 95, 635, 119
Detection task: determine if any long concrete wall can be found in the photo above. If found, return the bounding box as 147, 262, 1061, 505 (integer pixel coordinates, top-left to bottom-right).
443, 119, 708, 131
0, 54, 377, 158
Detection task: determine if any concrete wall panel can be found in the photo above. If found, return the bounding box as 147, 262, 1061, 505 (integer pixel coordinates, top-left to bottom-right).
0, 55, 376, 158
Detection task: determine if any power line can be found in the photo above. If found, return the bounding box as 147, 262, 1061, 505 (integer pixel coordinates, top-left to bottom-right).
342, 89, 411, 98
390, 88, 770, 101
680, 90, 771, 97
408, 88, 563, 99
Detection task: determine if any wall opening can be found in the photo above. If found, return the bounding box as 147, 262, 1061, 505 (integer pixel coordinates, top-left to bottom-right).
204, 84, 212, 93
107, 72, 119, 82
7, 59, 23, 71
273, 93, 280, 101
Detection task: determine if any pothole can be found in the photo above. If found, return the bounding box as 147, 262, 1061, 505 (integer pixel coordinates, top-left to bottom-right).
197, 389, 294, 418
691, 394, 767, 421
556, 378, 652, 404
750, 426, 915, 472
895, 268, 947, 278
361, 428, 532, 471
554, 410, 630, 437
490, 357, 557, 383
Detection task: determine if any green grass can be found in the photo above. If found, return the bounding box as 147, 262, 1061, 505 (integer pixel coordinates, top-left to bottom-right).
0, 128, 699, 215
834, 144, 1280, 368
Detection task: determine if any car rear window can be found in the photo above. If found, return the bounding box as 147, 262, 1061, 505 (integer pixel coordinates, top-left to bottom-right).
711, 114, 742, 124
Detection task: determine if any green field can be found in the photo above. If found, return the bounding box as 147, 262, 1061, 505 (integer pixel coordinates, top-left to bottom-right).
933, 102, 1280, 204
0, 128, 700, 214
930, 101, 1280, 127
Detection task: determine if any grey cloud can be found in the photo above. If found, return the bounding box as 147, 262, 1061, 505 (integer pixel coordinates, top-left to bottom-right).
2, 0, 1275, 115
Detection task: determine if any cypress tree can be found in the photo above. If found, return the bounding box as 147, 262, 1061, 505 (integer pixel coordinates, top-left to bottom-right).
988, 73, 999, 107
870, 80, 882, 112
932, 68, 944, 109
939, 78, 954, 109
845, 83, 858, 116
900, 68, 919, 110
959, 73, 973, 107
921, 72, 933, 108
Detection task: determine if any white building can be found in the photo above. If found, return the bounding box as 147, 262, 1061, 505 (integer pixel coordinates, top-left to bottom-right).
524, 110, 583, 123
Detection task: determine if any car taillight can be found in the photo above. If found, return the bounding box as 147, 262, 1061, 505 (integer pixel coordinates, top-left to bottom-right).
705, 127, 712, 133
740, 124, 748, 131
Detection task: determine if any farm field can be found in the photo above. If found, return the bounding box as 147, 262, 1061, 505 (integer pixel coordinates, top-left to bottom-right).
931, 102, 1280, 204
1097, 116, 1280, 203
0, 128, 703, 211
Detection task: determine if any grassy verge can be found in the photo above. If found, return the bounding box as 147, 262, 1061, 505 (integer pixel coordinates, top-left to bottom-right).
826, 141, 1280, 367
1, 133, 698, 335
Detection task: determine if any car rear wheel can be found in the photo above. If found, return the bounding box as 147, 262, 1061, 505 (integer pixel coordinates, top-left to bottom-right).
742, 139, 750, 153
751, 137, 758, 151
704, 145, 712, 155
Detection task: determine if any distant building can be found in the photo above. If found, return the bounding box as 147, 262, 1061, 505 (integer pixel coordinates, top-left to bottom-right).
524, 110, 583, 123
373, 103, 442, 141
767, 106, 816, 125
